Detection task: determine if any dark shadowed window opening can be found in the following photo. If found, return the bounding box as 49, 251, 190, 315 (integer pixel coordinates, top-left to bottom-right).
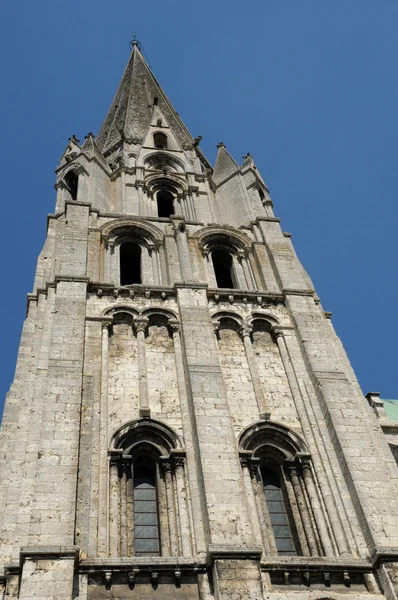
259, 188, 265, 201
262, 468, 296, 556
153, 132, 168, 149
157, 190, 174, 218
64, 171, 78, 201
212, 250, 235, 289
133, 464, 160, 556
120, 242, 141, 285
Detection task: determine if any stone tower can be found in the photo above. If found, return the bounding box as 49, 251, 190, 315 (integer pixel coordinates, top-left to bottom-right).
1, 41, 398, 600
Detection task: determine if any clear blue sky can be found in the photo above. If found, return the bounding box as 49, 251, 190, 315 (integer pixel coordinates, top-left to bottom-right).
0, 1, 397, 415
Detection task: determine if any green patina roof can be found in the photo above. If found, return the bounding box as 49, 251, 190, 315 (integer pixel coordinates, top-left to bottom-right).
384, 399, 398, 423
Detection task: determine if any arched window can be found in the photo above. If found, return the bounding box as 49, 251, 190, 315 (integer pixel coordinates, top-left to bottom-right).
239, 421, 335, 558
133, 461, 160, 556
64, 170, 78, 201
153, 132, 168, 149
156, 190, 174, 218
120, 242, 141, 285
212, 249, 235, 289
261, 468, 296, 556
108, 419, 192, 558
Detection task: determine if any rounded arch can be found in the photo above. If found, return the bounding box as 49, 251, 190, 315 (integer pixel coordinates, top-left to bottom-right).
194, 225, 253, 253
141, 307, 178, 322
239, 420, 309, 462
211, 310, 244, 330
102, 305, 140, 319
250, 310, 280, 327
110, 418, 183, 456
101, 218, 163, 247
144, 152, 186, 174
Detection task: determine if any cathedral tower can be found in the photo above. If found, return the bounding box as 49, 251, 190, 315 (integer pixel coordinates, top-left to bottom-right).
1, 41, 398, 600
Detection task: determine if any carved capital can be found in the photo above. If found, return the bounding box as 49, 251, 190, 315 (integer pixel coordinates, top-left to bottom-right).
212, 320, 220, 336
169, 319, 181, 335
239, 324, 253, 339
273, 327, 284, 340
134, 317, 149, 334
160, 459, 173, 475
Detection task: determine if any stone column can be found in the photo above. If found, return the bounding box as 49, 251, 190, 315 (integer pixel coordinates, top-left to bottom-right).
170, 319, 206, 555
127, 463, 134, 557
76, 166, 87, 203
300, 457, 334, 557
240, 455, 263, 548
136, 181, 144, 215
252, 466, 275, 555
134, 317, 150, 417
286, 462, 318, 556
149, 244, 160, 285
98, 322, 111, 556
204, 249, 217, 287
162, 461, 179, 556
120, 461, 129, 557
173, 455, 193, 557
239, 325, 270, 419
120, 168, 126, 212
239, 250, 255, 290
159, 243, 168, 285
173, 220, 193, 281
232, 253, 246, 289
109, 456, 120, 557
274, 328, 351, 557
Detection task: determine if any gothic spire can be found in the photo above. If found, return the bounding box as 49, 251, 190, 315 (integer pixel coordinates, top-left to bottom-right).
96, 43, 195, 155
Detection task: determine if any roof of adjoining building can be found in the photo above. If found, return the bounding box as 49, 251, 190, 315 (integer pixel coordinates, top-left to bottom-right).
384, 399, 398, 423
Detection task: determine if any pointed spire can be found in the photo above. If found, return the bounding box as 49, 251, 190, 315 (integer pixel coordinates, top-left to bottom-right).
213, 143, 239, 184
96, 43, 195, 154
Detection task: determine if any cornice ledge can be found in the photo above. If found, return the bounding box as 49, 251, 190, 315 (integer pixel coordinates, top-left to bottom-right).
174, 282, 209, 291
260, 556, 371, 571
65, 200, 92, 210
20, 545, 79, 564
252, 216, 281, 225
371, 547, 398, 567
208, 545, 262, 561
79, 556, 207, 572
380, 423, 398, 433
55, 275, 89, 284
283, 288, 315, 297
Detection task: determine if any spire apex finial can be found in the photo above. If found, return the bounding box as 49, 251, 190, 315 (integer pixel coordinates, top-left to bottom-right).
129, 32, 141, 52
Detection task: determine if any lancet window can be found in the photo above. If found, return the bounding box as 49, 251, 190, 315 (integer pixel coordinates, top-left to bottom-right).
120, 242, 141, 285
108, 420, 193, 558
156, 189, 175, 218
64, 170, 78, 201
153, 131, 168, 149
